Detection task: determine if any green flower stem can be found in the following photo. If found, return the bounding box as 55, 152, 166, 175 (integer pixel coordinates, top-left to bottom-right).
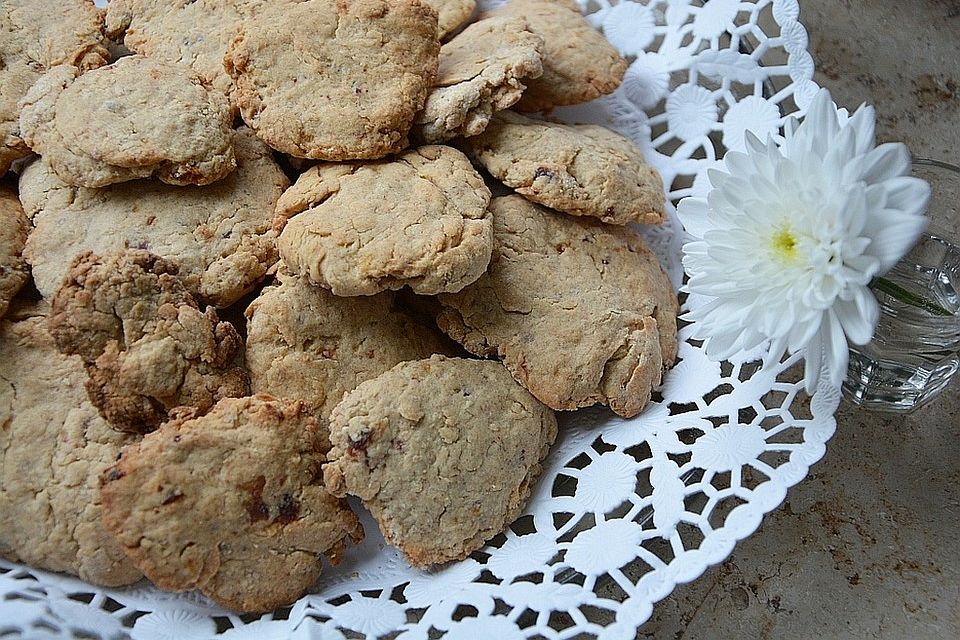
869, 277, 953, 317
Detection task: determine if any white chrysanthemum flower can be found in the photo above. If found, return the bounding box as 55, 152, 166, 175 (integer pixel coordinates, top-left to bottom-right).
677, 89, 930, 392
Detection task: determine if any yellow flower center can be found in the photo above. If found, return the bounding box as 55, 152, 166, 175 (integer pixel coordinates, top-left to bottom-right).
771, 227, 799, 262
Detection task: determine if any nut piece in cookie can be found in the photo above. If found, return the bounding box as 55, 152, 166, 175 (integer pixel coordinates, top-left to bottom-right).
20, 127, 289, 307
0, 312, 142, 587
464, 111, 665, 225
245, 270, 452, 426
277, 145, 492, 296
0, 186, 30, 319
100, 395, 364, 614
0, 0, 109, 175
48, 250, 249, 434
224, 0, 440, 159
437, 195, 678, 418
414, 16, 544, 143
487, 0, 627, 112
424, 0, 475, 38
325, 355, 557, 567
19, 57, 236, 188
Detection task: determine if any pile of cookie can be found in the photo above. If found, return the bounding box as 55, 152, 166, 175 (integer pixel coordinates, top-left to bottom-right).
0, 0, 678, 614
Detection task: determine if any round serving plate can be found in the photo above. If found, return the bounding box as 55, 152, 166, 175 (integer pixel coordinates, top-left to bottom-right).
0, 1, 838, 638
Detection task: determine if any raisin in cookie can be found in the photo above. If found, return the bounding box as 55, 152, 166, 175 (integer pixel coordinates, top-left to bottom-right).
0, 186, 29, 319
0, 0, 109, 175
100, 395, 363, 613
325, 355, 557, 567
245, 270, 451, 426
277, 145, 492, 296
464, 111, 665, 225
20, 127, 288, 307
414, 16, 543, 143
225, 0, 440, 160
437, 195, 678, 418
0, 311, 141, 587
48, 250, 249, 434
486, 0, 626, 111
19, 56, 236, 188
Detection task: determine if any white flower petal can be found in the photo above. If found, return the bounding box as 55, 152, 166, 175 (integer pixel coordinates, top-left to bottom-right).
864, 209, 928, 272
881, 176, 931, 218
676, 197, 713, 238
845, 103, 876, 155
857, 142, 912, 184
835, 295, 878, 346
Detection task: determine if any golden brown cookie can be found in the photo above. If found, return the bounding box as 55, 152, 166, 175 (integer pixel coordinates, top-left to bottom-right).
425, 0, 475, 38
0, 0, 109, 175
414, 15, 543, 143
277, 145, 492, 296
224, 0, 440, 160
19, 56, 236, 188
245, 270, 451, 426
487, 0, 626, 111
0, 311, 142, 587
20, 127, 288, 307
48, 250, 249, 434
464, 111, 665, 225
325, 355, 557, 567
100, 395, 363, 613
0, 186, 29, 319
437, 195, 678, 418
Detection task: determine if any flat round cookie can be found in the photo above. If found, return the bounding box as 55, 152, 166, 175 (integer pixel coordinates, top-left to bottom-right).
0, 311, 142, 587
20, 127, 289, 307
100, 395, 364, 613
104, 0, 268, 108
0, 186, 29, 319
425, 0, 475, 38
437, 195, 678, 418
414, 16, 543, 143
0, 0, 109, 175
464, 111, 665, 225
19, 56, 236, 188
278, 145, 492, 296
488, 0, 626, 111
245, 270, 451, 426
49, 250, 249, 434
325, 355, 557, 567
224, 0, 440, 159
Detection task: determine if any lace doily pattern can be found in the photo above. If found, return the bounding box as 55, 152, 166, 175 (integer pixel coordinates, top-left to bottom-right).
1, 1, 832, 638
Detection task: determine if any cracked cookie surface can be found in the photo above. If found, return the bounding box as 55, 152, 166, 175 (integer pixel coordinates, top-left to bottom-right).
486, 0, 626, 111
19, 57, 236, 188
464, 111, 665, 225
437, 195, 678, 418
48, 250, 249, 434
0, 312, 142, 587
0, 186, 29, 319
245, 270, 451, 427
325, 355, 557, 567
100, 395, 363, 613
1, 0, 109, 175
414, 16, 543, 143
224, 0, 440, 159
20, 127, 289, 307
278, 145, 492, 296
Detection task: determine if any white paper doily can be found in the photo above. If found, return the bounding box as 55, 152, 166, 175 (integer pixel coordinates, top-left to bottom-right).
0, 1, 837, 638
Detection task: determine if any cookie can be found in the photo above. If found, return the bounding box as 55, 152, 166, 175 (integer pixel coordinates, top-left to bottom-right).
48, 250, 249, 434
20, 127, 289, 307
100, 395, 363, 613
245, 270, 451, 426
104, 0, 267, 108
0, 186, 29, 319
487, 0, 626, 111
0, 312, 142, 587
464, 111, 665, 225
0, 0, 109, 176
437, 195, 678, 418
426, 0, 475, 38
414, 16, 543, 143
325, 355, 557, 567
19, 56, 236, 188
224, 0, 440, 159
277, 145, 492, 296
